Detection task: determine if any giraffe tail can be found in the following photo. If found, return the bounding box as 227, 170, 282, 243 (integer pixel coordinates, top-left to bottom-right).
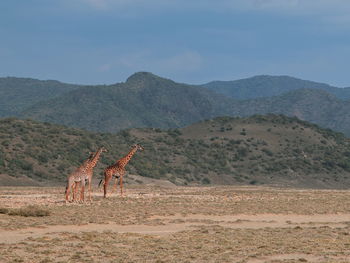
98, 179, 104, 188
64, 181, 69, 195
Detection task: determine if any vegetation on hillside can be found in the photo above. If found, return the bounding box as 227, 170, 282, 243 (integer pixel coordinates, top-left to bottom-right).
1, 73, 350, 136
203, 75, 350, 100
15, 73, 350, 136
1, 115, 350, 188
0, 77, 79, 117
20, 72, 233, 132
232, 88, 350, 136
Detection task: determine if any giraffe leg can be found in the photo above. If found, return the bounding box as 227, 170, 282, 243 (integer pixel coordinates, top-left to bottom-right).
65, 179, 74, 203
88, 179, 92, 202
119, 176, 124, 197
72, 183, 75, 202
65, 185, 70, 203
113, 177, 119, 194
120, 171, 126, 197
103, 173, 112, 198
72, 182, 77, 202
79, 182, 84, 202
74, 182, 81, 202
80, 182, 85, 203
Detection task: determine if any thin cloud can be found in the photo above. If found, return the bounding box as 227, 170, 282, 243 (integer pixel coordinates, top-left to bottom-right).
117, 50, 203, 73
158, 51, 203, 72
76, 0, 350, 27
250, 0, 350, 14
78, 0, 350, 13
78, 0, 175, 11
81, 0, 131, 10
98, 63, 112, 72
84, 0, 107, 9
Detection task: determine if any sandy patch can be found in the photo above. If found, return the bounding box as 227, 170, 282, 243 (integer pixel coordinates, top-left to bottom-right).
2, 213, 350, 244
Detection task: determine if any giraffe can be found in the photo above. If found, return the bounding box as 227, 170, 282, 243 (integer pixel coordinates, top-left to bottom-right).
65, 152, 94, 203
99, 144, 144, 198
80, 146, 107, 202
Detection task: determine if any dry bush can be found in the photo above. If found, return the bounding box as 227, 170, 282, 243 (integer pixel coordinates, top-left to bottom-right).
7, 205, 50, 217
0, 207, 9, 214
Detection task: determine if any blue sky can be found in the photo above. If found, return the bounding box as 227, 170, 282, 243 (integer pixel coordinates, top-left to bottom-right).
1, 0, 350, 86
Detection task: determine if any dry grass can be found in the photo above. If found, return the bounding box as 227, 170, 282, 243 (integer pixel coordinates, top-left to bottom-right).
1, 225, 350, 262
1, 185, 350, 262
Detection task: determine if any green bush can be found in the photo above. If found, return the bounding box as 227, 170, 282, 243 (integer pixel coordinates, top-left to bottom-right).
201, 177, 211, 184
262, 148, 274, 157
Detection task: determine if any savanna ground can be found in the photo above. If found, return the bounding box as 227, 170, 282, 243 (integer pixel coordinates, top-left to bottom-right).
0, 184, 350, 263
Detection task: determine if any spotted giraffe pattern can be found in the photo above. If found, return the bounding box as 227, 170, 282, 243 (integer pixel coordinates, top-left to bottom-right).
65, 152, 94, 203
82, 147, 107, 201
100, 144, 144, 197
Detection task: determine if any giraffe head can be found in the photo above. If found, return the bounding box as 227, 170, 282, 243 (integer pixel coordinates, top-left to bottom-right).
88, 152, 94, 159
100, 146, 108, 153
133, 144, 144, 152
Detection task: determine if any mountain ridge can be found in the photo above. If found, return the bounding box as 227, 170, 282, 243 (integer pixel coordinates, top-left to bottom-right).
0, 77, 80, 117
2, 72, 350, 135
202, 75, 350, 100
18, 73, 350, 136
20, 73, 234, 132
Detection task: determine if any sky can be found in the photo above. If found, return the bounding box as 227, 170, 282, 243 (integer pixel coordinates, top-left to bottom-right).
1, 0, 350, 86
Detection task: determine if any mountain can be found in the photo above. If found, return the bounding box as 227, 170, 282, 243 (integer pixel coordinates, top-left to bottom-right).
0, 77, 80, 117
1, 115, 350, 188
20, 72, 234, 132
2, 72, 350, 136
202, 75, 350, 100
20, 73, 350, 136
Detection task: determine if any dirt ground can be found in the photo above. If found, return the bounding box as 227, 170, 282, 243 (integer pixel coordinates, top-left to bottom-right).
0, 185, 350, 263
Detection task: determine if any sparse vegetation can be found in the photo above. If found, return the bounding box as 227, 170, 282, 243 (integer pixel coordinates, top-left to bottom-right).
203, 75, 350, 100
0, 77, 79, 117
1, 114, 350, 187
1, 73, 347, 136
0, 186, 350, 262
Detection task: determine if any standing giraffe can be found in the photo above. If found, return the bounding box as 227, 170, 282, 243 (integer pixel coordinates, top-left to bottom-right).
65, 152, 94, 203
81, 146, 107, 202
99, 144, 144, 198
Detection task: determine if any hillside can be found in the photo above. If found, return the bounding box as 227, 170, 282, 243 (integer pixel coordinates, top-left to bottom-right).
1, 115, 350, 188
0, 77, 80, 117
203, 75, 350, 100
230, 88, 350, 136
20, 72, 234, 132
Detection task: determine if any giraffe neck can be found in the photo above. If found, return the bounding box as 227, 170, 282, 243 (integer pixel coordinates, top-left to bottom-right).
88, 148, 103, 169
78, 157, 91, 172
118, 147, 138, 168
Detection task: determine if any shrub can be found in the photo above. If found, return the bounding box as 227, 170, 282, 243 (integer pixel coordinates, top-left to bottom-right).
37, 154, 49, 163
249, 180, 258, 185
262, 148, 274, 157
7, 205, 50, 217
201, 177, 211, 184
237, 147, 248, 158
0, 207, 9, 214
2, 140, 10, 147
